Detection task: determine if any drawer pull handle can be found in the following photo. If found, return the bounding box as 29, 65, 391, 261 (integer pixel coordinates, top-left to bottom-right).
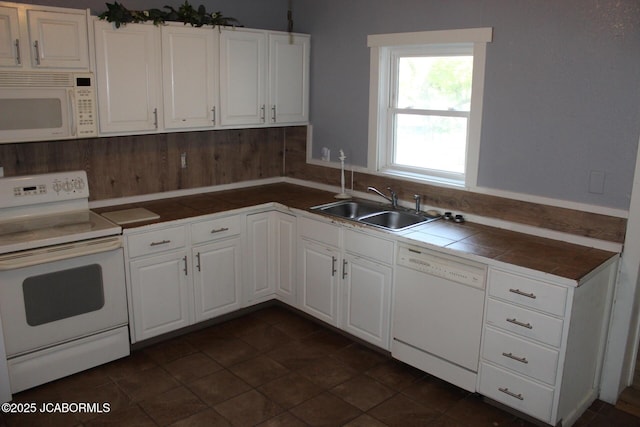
506, 318, 533, 329
498, 387, 524, 401
509, 288, 536, 299
150, 239, 171, 246
502, 352, 529, 364
211, 227, 229, 234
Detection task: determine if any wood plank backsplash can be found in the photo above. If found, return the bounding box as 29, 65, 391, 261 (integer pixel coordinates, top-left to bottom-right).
0, 127, 285, 201
283, 126, 627, 244
0, 125, 626, 243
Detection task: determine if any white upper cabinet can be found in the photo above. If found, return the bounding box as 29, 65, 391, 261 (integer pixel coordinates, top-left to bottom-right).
27, 10, 89, 69
269, 33, 309, 124
0, 4, 89, 70
0, 6, 20, 67
220, 28, 309, 127
94, 20, 162, 134
161, 24, 219, 130
219, 28, 267, 126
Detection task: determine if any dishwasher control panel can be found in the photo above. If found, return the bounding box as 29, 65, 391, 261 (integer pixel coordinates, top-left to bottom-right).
397, 245, 486, 289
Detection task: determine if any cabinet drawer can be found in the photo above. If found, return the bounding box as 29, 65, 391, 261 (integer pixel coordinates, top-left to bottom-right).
344, 229, 394, 265
127, 225, 186, 258
191, 215, 241, 245
485, 299, 564, 348
479, 362, 554, 423
489, 269, 567, 316
482, 327, 559, 385
299, 216, 340, 247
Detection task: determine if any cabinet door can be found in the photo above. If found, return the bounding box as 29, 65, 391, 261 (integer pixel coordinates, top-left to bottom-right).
298, 239, 340, 326
193, 238, 242, 322
162, 25, 218, 129
268, 33, 309, 124
219, 28, 267, 126
342, 254, 391, 349
246, 212, 274, 303
27, 10, 89, 69
274, 213, 297, 305
94, 21, 161, 133
0, 6, 21, 67
129, 251, 191, 342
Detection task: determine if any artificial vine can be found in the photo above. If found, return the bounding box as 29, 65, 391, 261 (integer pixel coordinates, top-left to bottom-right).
99, 1, 240, 28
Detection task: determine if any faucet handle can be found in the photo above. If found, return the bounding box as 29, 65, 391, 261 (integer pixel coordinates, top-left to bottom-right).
414, 194, 421, 213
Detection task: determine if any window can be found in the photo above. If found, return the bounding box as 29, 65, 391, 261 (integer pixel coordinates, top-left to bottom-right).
368, 28, 492, 187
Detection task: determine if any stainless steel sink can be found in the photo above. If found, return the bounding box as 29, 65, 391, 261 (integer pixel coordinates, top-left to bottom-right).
312, 199, 440, 231
358, 210, 432, 230
316, 200, 382, 219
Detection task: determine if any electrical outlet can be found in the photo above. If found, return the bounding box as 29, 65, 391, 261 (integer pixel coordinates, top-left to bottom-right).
181, 153, 187, 169
588, 170, 605, 194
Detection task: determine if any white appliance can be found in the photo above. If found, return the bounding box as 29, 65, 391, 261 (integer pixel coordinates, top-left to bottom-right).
0, 71, 97, 143
0, 171, 129, 396
393, 244, 486, 392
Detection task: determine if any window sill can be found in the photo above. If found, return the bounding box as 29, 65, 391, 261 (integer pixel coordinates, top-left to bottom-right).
377, 168, 466, 189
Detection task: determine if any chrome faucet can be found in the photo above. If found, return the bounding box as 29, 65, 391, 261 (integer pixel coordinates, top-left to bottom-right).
367, 186, 398, 209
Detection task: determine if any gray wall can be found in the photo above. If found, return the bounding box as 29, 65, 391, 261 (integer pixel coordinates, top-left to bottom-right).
21, 0, 640, 209
294, 0, 640, 210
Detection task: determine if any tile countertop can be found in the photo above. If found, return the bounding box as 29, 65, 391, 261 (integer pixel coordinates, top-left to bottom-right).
93, 183, 617, 283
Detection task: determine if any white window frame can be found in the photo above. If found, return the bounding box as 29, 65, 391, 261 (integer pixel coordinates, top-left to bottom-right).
367, 28, 493, 188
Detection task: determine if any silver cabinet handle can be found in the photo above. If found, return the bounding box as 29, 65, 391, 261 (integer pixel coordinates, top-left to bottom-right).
196, 252, 201, 272
153, 108, 158, 128
150, 239, 171, 246
271, 105, 276, 123
331, 256, 337, 276
502, 352, 529, 364
342, 259, 348, 279
33, 40, 40, 65
509, 288, 536, 299
211, 107, 216, 125
183, 255, 188, 275
260, 104, 266, 122
506, 317, 533, 329
498, 387, 524, 401
15, 39, 21, 64
211, 227, 229, 234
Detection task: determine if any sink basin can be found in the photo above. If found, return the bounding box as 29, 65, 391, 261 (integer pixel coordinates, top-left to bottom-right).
312, 199, 440, 231
359, 210, 434, 230
315, 200, 382, 219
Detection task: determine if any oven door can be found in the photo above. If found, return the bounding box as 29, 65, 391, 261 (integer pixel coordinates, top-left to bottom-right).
0, 236, 128, 357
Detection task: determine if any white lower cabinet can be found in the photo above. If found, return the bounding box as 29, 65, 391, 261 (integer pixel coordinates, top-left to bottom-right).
127, 225, 191, 342
130, 250, 191, 342
342, 253, 391, 349
125, 215, 242, 343
192, 237, 242, 322
245, 211, 297, 305
478, 264, 617, 426
297, 216, 393, 349
299, 238, 341, 326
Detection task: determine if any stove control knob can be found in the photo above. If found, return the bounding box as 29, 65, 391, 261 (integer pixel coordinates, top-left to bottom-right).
52, 181, 62, 193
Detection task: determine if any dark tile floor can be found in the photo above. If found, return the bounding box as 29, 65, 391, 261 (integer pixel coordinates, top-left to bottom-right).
2, 305, 639, 426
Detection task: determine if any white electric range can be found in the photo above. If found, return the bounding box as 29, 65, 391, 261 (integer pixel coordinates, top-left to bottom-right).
0, 171, 129, 397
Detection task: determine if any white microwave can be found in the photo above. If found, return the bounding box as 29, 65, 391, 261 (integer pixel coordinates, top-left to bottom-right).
0, 71, 98, 143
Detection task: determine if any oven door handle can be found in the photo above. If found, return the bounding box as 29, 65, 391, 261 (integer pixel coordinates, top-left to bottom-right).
0, 236, 122, 271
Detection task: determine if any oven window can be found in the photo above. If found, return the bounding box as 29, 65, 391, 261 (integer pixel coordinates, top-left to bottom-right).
23, 264, 105, 326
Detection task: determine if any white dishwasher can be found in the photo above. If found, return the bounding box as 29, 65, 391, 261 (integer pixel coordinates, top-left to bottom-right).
393, 244, 487, 392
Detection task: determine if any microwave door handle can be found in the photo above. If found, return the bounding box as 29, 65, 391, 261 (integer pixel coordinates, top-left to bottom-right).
68, 89, 77, 137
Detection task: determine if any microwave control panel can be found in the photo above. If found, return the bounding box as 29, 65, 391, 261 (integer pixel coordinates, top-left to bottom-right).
74, 74, 97, 138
